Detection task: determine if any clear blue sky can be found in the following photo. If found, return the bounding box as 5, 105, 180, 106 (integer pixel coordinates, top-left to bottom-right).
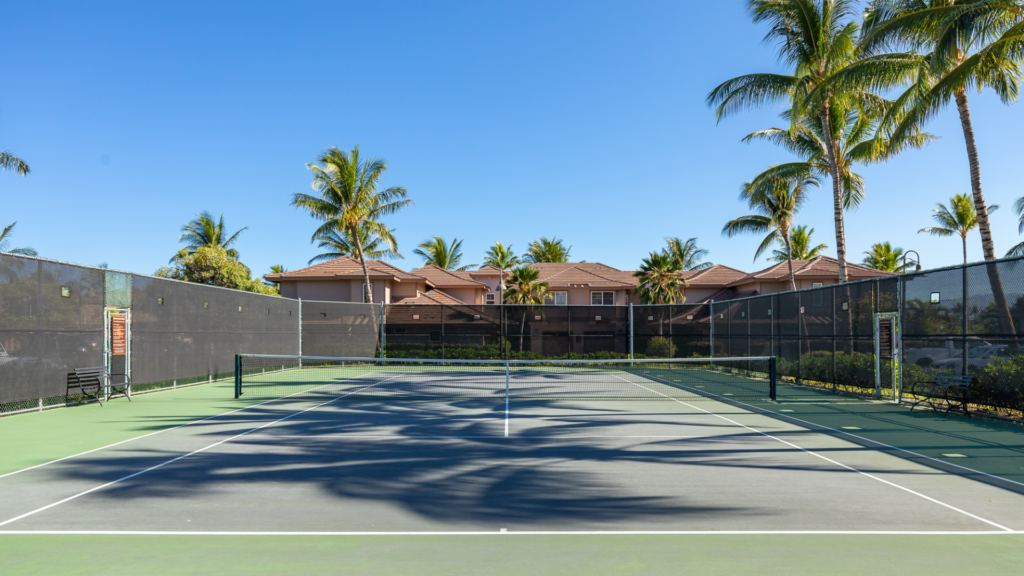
2, 1, 1021, 277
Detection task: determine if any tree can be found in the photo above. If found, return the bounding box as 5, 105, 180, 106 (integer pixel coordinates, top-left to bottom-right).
771, 225, 827, 261
172, 211, 247, 264
266, 265, 287, 290
919, 193, 997, 264
308, 223, 402, 265
0, 222, 37, 256
859, 0, 1024, 265
483, 242, 520, 300
723, 177, 819, 290
160, 246, 277, 295
291, 145, 411, 305
413, 236, 475, 271
708, 0, 865, 282
503, 266, 550, 352
662, 237, 712, 270
524, 237, 571, 263
862, 242, 912, 273
634, 252, 686, 305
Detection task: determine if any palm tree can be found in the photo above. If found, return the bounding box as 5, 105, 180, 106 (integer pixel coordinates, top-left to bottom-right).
919, 193, 997, 264
862, 242, 912, 273
413, 236, 475, 271
742, 101, 934, 220
771, 225, 827, 261
269, 265, 287, 275
856, 1, 1024, 335
308, 224, 402, 265
524, 237, 571, 263
0, 151, 29, 176
483, 242, 520, 300
172, 211, 247, 263
291, 145, 411, 305
723, 177, 820, 291
859, 0, 1023, 266
708, 0, 864, 282
503, 266, 550, 352
0, 222, 37, 256
662, 237, 712, 271
634, 252, 686, 305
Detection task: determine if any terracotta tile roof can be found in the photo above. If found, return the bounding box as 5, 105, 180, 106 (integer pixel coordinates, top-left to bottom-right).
470, 266, 503, 277
393, 289, 467, 306
265, 256, 428, 283
409, 265, 488, 288
679, 264, 750, 287
529, 262, 638, 289
727, 256, 893, 286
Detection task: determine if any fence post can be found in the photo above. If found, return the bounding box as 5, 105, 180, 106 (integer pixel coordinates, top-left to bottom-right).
709, 300, 715, 363
769, 356, 777, 401
831, 287, 837, 392
628, 303, 634, 364
962, 263, 969, 376
234, 354, 242, 399
380, 301, 386, 360
298, 299, 303, 368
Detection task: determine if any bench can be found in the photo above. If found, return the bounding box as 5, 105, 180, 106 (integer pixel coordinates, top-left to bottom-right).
907, 373, 973, 417
66, 366, 131, 406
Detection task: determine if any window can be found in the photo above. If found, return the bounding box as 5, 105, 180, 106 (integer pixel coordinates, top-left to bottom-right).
545, 292, 567, 305
591, 292, 614, 306
485, 293, 496, 305
60, 287, 70, 298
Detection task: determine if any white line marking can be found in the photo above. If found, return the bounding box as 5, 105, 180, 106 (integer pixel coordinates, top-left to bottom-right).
0, 530, 1018, 536
611, 375, 1016, 533
0, 375, 402, 529
247, 434, 735, 440
0, 373, 379, 481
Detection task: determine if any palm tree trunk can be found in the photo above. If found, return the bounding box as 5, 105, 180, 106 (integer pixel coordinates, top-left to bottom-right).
962, 235, 967, 265
784, 231, 796, 292
819, 106, 849, 284
955, 89, 1016, 337
351, 223, 381, 354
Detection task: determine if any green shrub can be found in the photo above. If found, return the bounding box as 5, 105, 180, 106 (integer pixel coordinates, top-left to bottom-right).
645, 337, 675, 358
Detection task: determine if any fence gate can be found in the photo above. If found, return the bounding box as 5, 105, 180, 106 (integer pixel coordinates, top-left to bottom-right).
104, 308, 131, 399
873, 312, 900, 400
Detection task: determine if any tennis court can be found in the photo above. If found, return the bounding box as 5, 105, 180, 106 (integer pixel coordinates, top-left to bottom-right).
2, 355, 1023, 536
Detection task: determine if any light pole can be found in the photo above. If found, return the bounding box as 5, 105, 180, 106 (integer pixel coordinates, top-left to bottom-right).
900, 250, 921, 273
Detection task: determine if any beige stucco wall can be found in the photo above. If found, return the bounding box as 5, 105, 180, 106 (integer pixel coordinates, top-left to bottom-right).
441, 287, 484, 304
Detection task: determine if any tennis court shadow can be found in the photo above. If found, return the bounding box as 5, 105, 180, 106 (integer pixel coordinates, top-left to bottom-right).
41, 397, 889, 529
747, 383, 1024, 495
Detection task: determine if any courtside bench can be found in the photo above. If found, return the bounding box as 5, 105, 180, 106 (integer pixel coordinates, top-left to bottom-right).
907, 373, 973, 417
66, 366, 131, 406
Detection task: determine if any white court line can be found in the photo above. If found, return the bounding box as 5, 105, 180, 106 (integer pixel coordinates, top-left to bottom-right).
0, 530, 1018, 536
611, 375, 1015, 533
0, 374, 403, 529
0, 372, 381, 481
247, 434, 747, 440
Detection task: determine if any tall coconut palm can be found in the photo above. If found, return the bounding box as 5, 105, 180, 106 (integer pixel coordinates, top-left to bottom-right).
855, 0, 1024, 335
524, 237, 571, 263
723, 177, 820, 291
413, 236, 475, 271
770, 225, 828, 262
708, 0, 864, 282
172, 211, 247, 263
859, 0, 1024, 265
308, 224, 402, 265
0, 221, 37, 256
919, 193, 998, 264
0, 151, 29, 176
662, 237, 713, 271
483, 242, 520, 299
634, 252, 686, 305
503, 266, 550, 352
291, 145, 411, 305
862, 242, 912, 272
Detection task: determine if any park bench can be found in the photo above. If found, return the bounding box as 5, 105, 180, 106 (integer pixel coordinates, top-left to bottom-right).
907, 373, 973, 417
66, 366, 131, 406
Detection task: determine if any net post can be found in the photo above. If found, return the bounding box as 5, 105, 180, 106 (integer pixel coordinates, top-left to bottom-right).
769, 356, 777, 401
234, 354, 242, 399
628, 303, 634, 365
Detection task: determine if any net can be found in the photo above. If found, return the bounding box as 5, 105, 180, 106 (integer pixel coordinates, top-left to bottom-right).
235, 355, 776, 401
